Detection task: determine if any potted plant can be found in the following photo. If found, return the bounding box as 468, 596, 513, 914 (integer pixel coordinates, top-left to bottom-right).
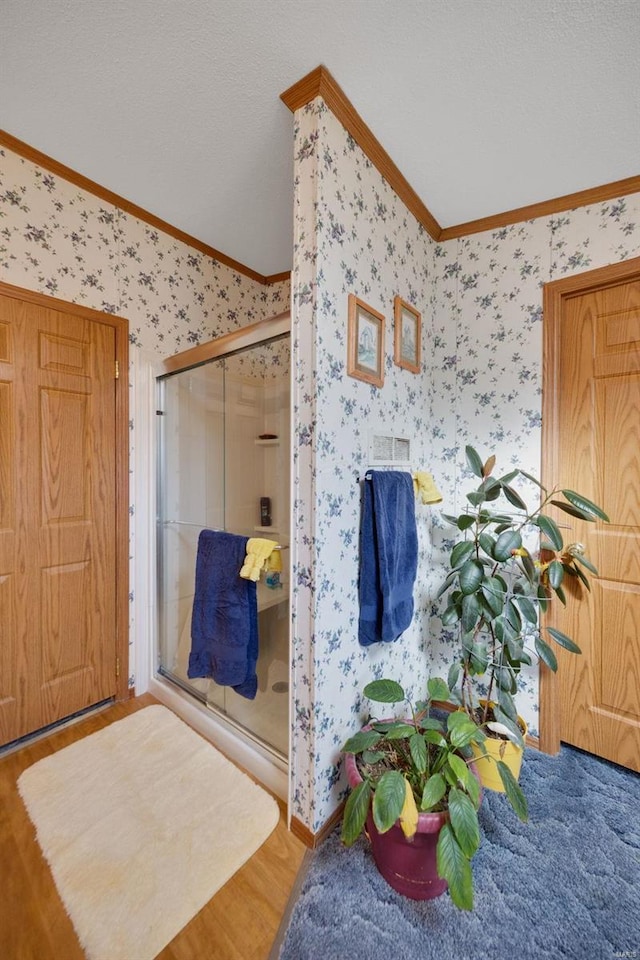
438, 446, 609, 791
341, 676, 527, 910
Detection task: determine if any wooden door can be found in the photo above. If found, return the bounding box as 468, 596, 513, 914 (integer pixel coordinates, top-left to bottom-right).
0, 292, 119, 745
542, 263, 640, 772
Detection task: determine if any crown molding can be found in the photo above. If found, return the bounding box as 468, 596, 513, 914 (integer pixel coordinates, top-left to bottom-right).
281, 66, 443, 241
439, 175, 640, 240
281, 65, 640, 242
0, 129, 270, 285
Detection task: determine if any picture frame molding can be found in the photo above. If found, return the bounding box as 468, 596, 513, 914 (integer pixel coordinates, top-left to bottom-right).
347, 293, 385, 388
393, 295, 421, 374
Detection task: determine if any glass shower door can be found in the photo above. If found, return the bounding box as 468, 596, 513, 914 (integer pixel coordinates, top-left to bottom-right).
157, 333, 290, 759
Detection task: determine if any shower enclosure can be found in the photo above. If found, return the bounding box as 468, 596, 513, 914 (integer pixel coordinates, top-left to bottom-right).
156, 313, 290, 760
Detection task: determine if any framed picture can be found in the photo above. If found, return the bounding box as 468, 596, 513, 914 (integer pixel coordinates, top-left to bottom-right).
394, 296, 421, 374
347, 294, 385, 388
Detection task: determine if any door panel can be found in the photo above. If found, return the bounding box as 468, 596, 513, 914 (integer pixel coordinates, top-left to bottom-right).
0, 293, 117, 745
552, 278, 640, 771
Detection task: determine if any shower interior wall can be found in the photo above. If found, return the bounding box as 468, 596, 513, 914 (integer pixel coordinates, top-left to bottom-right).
157, 339, 291, 758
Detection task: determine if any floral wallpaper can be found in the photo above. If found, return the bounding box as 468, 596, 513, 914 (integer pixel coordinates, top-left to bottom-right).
427, 196, 640, 740
291, 99, 436, 831
0, 144, 290, 686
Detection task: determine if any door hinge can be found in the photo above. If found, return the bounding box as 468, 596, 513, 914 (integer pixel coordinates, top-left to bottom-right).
115, 360, 120, 380
116, 656, 120, 679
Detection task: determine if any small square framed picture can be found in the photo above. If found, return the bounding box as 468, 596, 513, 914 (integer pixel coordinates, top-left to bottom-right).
347, 294, 385, 388
394, 296, 421, 374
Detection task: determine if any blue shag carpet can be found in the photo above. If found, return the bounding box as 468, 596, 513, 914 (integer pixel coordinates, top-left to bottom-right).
278, 747, 640, 960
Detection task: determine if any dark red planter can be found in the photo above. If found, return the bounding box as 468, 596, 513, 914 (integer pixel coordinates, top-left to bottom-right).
344, 724, 481, 901
345, 750, 448, 900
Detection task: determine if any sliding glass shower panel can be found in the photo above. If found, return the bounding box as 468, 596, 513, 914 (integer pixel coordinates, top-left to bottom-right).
157, 333, 290, 759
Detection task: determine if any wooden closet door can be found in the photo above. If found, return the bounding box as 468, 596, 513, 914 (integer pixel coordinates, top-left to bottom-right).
551, 277, 640, 772
0, 293, 118, 745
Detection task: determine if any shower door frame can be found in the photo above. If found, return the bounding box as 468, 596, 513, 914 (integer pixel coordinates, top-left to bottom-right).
155, 309, 291, 765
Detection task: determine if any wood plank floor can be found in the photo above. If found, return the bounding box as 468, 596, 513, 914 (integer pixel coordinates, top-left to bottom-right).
0, 694, 306, 960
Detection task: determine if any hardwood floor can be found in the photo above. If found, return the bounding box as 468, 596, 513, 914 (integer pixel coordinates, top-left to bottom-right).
0, 694, 306, 960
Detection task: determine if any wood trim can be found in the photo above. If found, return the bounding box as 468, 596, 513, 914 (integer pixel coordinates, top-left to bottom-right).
264, 271, 291, 285
439, 176, 640, 241
161, 309, 290, 375
0, 280, 130, 703
280, 66, 442, 241
290, 802, 344, 850
0, 129, 271, 285
539, 255, 640, 753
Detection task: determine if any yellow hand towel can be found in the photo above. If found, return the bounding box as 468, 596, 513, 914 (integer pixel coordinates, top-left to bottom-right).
240, 538, 279, 581
413, 470, 443, 505
266, 548, 282, 573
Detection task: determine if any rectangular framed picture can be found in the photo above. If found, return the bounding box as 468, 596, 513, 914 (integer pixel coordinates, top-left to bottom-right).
347, 294, 385, 388
394, 296, 421, 374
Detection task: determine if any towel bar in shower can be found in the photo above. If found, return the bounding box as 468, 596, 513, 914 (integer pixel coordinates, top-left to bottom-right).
161, 519, 288, 549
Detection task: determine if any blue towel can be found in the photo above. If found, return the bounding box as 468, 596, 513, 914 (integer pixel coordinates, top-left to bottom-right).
188, 530, 258, 699
358, 471, 418, 646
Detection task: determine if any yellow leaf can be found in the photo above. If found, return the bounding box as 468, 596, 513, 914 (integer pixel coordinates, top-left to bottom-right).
399, 778, 419, 839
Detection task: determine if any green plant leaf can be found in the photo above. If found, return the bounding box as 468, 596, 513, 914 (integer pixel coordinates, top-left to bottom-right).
469, 643, 489, 675
461, 593, 481, 633
372, 771, 406, 833
436, 824, 474, 911
363, 679, 405, 703
535, 635, 558, 672
497, 761, 528, 822
441, 602, 462, 625
409, 732, 428, 773
491, 707, 524, 747
516, 595, 538, 625
448, 787, 481, 858
420, 772, 446, 811
571, 563, 591, 591
498, 469, 520, 485
536, 583, 549, 612
494, 615, 517, 644
521, 552, 537, 583
536, 514, 564, 550
493, 529, 523, 561
478, 532, 496, 557
447, 712, 482, 748
501, 483, 528, 511
518, 469, 547, 492
427, 677, 451, 702
547, 626, 581, 654
446, 753, 473, 791
459, 559, 484, 595
465, 445, 484, 479
361, 749, 386, 764
343, 730, 382, 754
555, 584, 567, 605
447, 661, 461, 692
550, 499, 596, 522
548, 560, 564, 589
423, 728, 447, 747
341, 780, 371, 846
436, 570, 457, 598
450, 540, 476, 568
384, 722, 418, 740
496, 664, 517, 693
467, 490, 485, 507
497, 687, 518, 724
442, 514, 459, 526
561, 490, 610, 522
573, 553, 599, 575
457, 514, 476, 531
481, 582, 503, 616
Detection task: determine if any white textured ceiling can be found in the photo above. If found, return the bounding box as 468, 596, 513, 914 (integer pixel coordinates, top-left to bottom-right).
2, 0, 639, 276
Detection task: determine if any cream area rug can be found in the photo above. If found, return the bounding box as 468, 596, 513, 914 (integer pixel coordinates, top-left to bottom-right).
18, 705, 280, 960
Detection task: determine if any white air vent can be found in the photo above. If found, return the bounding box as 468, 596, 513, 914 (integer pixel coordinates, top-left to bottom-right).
369, 432, 411, 466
